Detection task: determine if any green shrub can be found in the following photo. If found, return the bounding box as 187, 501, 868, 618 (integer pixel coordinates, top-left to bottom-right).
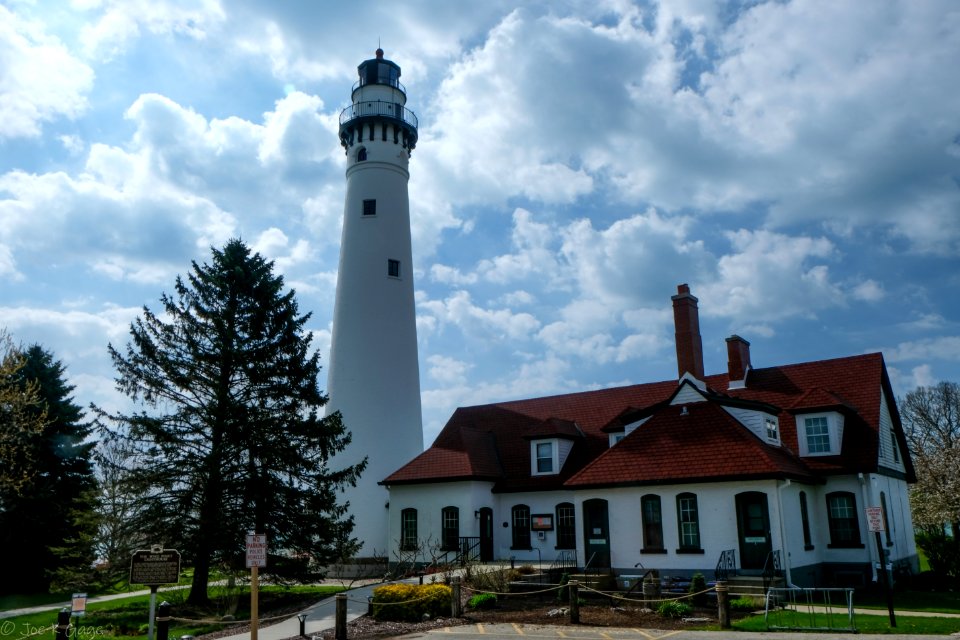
468, 593, 498, 610
657, 600, 693, 619
689, 573, 708, 608
730, 596, 760, 612
372, 583, 453, 621
916, 530, 960, 579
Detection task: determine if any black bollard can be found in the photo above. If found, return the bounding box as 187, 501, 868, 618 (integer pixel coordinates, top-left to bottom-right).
55, 608, 70, 640
156, 602, 171, 640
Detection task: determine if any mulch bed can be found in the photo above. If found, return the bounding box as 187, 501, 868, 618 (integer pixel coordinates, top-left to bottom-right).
310, 596, 719, 639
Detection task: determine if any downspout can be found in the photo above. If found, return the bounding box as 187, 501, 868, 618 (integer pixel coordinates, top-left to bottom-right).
775, 479, 795, 586
859, 473, 877, 582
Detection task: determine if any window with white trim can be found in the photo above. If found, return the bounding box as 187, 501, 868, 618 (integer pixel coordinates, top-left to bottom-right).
826, 491, 862, 548
765, 417, 779, 442
805, 416, 830, 453
400, 508, 417, 551
531, 440, 559, 475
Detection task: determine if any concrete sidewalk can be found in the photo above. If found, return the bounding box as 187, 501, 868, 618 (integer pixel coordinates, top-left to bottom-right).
211, 578, 421, 640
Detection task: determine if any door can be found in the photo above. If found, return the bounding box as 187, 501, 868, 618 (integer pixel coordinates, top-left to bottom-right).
736, 492, 772, 572
582, 499, 611, 569
479, 507, 494, 562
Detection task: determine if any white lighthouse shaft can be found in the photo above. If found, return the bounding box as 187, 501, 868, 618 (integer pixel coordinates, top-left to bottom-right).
327, 49, 424, 557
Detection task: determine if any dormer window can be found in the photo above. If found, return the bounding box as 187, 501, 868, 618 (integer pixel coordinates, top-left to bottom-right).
536, 442, 553, 473
609, 432, 625, 447
798, 412, 843, 456
805, 416, 830, 452
765, 417, 779, 443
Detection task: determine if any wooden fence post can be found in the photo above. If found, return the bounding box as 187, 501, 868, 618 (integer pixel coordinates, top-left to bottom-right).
716, 581, 730, 628
569, 580, 580, 623
335, 593, 347, 640
451, 576, 462, 618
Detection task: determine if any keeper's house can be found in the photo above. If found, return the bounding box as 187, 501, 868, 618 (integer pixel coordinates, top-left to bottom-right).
382, 284, 917, 587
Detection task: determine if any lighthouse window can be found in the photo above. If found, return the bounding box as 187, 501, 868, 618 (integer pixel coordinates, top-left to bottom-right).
362, 199, 376, 216
357, 147, 367, 162
387, 259, 401, 278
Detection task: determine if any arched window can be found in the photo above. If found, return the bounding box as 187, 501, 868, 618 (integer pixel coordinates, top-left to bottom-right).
511, 504, 531, 549
826, 491, 863, 548
400, 508, 418, 551
641, 494, 665, 552
799, 491, 813, 550
556, 503, 575, 549
441, 506, 459, 551
676, 492, 701, 551
357, 147, 367, 162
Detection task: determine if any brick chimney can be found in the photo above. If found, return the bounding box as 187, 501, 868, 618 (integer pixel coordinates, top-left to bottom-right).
726, 335, 751, 386
671, 284, 704, 380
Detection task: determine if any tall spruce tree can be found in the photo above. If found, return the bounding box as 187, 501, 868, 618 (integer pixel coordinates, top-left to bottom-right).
97, 240, 364, 604
0, 336, 96, 594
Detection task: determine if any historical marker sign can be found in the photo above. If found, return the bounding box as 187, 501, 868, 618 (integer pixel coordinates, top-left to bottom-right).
130, 548, 182, 586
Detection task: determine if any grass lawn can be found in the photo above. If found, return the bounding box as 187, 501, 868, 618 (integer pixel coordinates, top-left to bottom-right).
0, 585, 343, 640
856, 589, 960, 613
734, 611, 960, 635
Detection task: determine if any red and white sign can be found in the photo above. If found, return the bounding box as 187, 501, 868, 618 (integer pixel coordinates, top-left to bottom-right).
246, 533, 267, 568
865, 506, 885, 532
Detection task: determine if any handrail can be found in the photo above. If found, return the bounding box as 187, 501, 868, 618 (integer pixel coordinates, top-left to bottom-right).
339, 100, 419, 129
715, 548, 737, 581
762, 549, 783, 594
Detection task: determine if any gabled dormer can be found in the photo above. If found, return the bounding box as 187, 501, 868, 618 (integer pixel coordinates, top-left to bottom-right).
524, 418, 582, 476
789, 387, 854, 457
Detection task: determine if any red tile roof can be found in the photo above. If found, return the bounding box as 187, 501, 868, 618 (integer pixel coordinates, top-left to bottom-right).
381, 351, 914, 489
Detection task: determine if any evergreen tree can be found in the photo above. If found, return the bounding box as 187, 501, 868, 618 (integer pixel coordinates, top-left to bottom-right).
0, 336, 96, 594
96, 240, 364, 605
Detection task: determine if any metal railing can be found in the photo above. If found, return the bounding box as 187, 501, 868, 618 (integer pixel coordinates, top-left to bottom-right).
715, 548, 737, 581
765, 587, 856, 632
762, 549, 783, 594
339, 100, 418, 129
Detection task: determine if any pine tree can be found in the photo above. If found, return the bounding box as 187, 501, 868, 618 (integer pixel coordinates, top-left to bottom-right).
0, 335, 96, 594
96, 240, 364, 605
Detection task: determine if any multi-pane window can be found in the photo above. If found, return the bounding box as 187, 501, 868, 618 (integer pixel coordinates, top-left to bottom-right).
641, 494, 664, 551
511, 504, 531, 549
799, 491, 813, 549
362, 199, 376, 216
441, 506, 459, 551
387, 259, 401, 278
400, 508, 417, 550
805, 416, 831, 453
556, 503, 576, 549
890, 432, 900, 463
536, 442, 554, 473
826, 491, 861, 547
765, 417, 779, 441
676, 493, 701, 550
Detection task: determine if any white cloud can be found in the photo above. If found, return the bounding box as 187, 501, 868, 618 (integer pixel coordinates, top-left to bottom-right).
419, 290, 541, 342
700, 229, 841, 321
881, 336, 960, 364
851, 279, 885, 302
78, 0, 226, 60
0, 6, 94, 139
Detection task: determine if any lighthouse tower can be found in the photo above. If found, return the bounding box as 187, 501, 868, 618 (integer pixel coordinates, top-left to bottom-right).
327, 49, 424, 556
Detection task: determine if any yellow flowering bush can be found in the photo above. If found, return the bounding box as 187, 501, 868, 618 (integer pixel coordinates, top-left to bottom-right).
371, 583, 453, 621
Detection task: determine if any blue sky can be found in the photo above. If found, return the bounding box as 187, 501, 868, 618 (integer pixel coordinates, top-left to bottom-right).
1, 0, 958, 448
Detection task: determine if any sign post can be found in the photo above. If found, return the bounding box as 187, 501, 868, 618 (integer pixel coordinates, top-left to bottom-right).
130, 546, 181, 640
246, 533, 267, 640
865, 506, 895, 627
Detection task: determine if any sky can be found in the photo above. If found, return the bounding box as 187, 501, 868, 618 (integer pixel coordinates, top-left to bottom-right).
1, 0, 959, 449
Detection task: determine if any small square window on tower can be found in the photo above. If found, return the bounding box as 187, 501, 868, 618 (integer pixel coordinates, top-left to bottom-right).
362, 199, 376, 216
387, 259, 401, 278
